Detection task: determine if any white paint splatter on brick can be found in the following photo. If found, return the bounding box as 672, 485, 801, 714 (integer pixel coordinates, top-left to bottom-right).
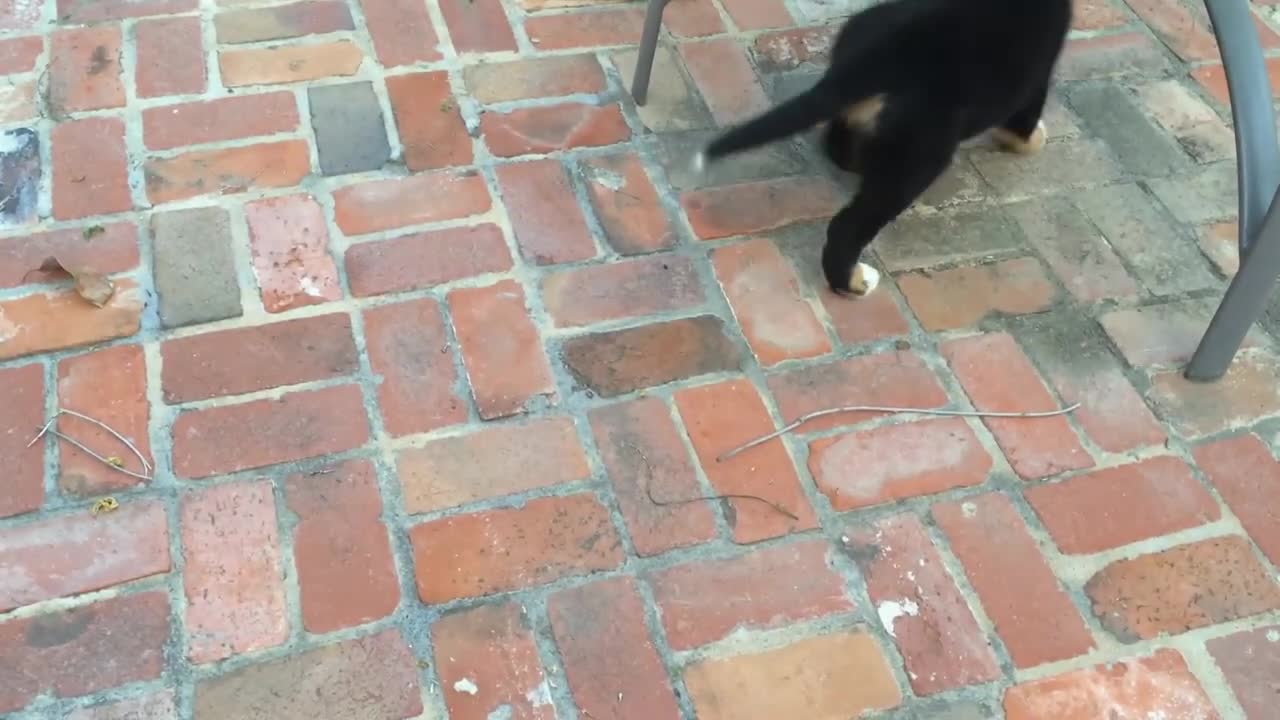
876, 598, 920, 638
453, 678, 479, 695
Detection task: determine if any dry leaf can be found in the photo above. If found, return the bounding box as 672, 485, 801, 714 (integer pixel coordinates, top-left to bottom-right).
26, 256, 116, 306
105, 456, 124, 468
82, 225, 105, 239
91, 496, 119, 515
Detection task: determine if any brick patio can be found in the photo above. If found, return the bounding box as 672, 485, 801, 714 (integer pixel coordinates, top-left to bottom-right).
3, 0, 1280, 717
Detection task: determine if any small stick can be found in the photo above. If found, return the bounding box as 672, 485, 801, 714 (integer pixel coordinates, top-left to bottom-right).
59, 408, 152, 473
49, 429, 152, 481
26, 417, 56, 448
718, 402, 1082, 461
620, 441, 799, 522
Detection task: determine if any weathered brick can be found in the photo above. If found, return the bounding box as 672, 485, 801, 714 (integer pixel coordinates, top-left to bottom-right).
64, 691, 177, 720
550, 577, 683, 720
193, 629, 423, 719
722, 0, 792, 29
0, 0, 41, 27
1200, 220, 1240, 275
439, 0, 516, 53
448, 279, 557, 419
359, 0, 442, 65
1087, 535, 1280, 642
0, 591, 170, 714
333, 170, 491, 235
432, 603, 554, 720
144, 139, 311, 205
1125, 0, 1238, 62
845, 514, 1000, 695
0, 502, 169, 612
542, 254, 705, 328
589, 397, 719, 556
526, 6, 643, 49
462, 54, 605, 104
752, 26, 837, 72
0, 36, 42, 73
245, 193, 341, 312
1100, 296, 1263, 368
1206, 625, 1280, 720
657, 129, 808, 192
1149, 348, 1280, 438
650, 539, 851, 649
219, 41, 363, 86
363, 297, 467, 437
57, 0, 196, 23
398, 417, 588, 513
52, 117, 131, 220
581, 152, 676, 254
0, 78, 36, 123
974, 139, 1124, 199
49, 26, 124, 113
0, 127, 38, 227
809, 418, 992, 511
215, 0, 354, 43
495, 159, 596, 264
346, 224, 512, 297
682, 176, 843, 240
1073, 0, 1128, 28
410, 493, 624, 603
0, 363, 43, 518
612, 47, 715, 132
161, 314, 357, 403
1136, 79, 1236, 163
934, 493, 1095, 667
898, 257, 1057, 331
1195, 434, 1280, 566
150, 207, 242, 328
172, 384, 370, 479
385, 71, 471, 171
1003, 649, 1217, 720
1193, 56, 1280, 103
664, 0, 725, 36
875, 206, 1023, 271
1007, 196, 1139, 302
1, 222, 137, 291
143, 92, 299, 150
1148, 161, 1237, 224
135, 16, 206, 98
284, 460, 399, 633
56, 345, 151, 495
1066, 82, 1188, 177
182, 480, 287, 663
679, 37, 770, 125
684, 631, 902, 720
563, 316, 742, 398
1025, 457, 1219, 554
481, 103, 630, 157
0, 281, 144, 361
1058, 31, 1171, 80
309, 81, 390, 176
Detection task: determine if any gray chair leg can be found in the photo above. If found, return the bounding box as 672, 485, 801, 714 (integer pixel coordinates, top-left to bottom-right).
1185, 0, 1280, 381
631, 0, 673, 106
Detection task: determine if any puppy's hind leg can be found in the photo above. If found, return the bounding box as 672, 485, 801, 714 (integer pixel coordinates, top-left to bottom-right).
991, 84, 1049, 155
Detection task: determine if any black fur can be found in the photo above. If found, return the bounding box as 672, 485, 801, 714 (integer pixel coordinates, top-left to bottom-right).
700, 0, 1073, 295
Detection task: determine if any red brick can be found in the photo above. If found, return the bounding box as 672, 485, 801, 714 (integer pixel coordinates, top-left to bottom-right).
679, 38, 770, 124
898, 257, 1057, 331
0, 502, 169, 612
526, 6, 643, 50
56, 345, 151, 496
398, 417, 588, 513
481, 103, 630, 157
193, 629, 423, 719
1193, 56, 1280, 103
1125, 0, 1219, 61
432, 603, 555, 720
0, 363, 42, 518
721, 0, 792, 29
363, 298, 466, 437
385, 71, 472, 171
822, 289, 911, 345
846, 514, 1000, 695
144, 140, 311, 205
767, 350, 948, 434
650, 539, 851, 650
463, 54, 606, 104
448, 279, 557, 420
1196, 435, 1280, 566
218, 40, 363, 86
333, 170, 491, 235
284, 459, 398, 633
752, 26, 837, 71
1025, 456, 1220, 554
581, 152, 675, 254
1072, 0, 1128, 29
52, 117, 131, 220
214, 0, 354, 43
440, 0, 516, 53
0, 591, 170, 714
713, 238, 831, 365
360, 0, 442, 66
1003, 649, 1217, 720
49, 26, 124, 113
64, 690, 177, 720
809, 418, 992, 511
1088, 535, 1280, 641
1058, 32, 1172, 80
663, 0, 724, 37
172, 384, 370, 479
942, 333, 1092, 479
244, 193, 341, 312
161, 314, 357, 403
346, 224, 512, 297
589, 397, 719, 556
684, 630, 902, 720
495, 159, 596, 264
1149, 348, 1280, 438
0, 281, 144, 361
181, 480, 287, 663
0, 36, 42, 74
563, 316, 742, 397
542, 254, 704, 328
135, 17, 205, 98
549, 577, 682, 720
1206, 625, 1280, 720
0, 222, 138, 291
57, 0, 196, 23
933, 492, 1095, 667
1100, 298, 1264, 369
142, 92, 299, 150
682, 177, 844, 240
0, 77, 36, 122
410, 493, 623, 603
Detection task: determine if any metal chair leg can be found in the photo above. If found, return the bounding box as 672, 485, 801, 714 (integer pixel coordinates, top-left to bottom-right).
631, 0, 673, 106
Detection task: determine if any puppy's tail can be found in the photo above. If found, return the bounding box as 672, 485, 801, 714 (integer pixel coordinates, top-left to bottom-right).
698, 85, 839, 166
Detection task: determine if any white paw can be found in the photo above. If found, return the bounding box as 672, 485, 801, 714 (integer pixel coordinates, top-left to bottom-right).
850, 262, 880, 296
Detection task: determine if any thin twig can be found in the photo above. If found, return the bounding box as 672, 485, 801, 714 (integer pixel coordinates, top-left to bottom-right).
620, 440, 799, 522
59, 408, 152, 473
49, 429, 152, 481
718, 402, 1083, 461
27, 409, 154, 480
26, 417, 56, 448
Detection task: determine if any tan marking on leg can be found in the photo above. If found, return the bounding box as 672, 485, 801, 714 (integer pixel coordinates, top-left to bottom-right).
841, 94, 887, 132
991, 119, 1047, 155
848, 262, 881, 296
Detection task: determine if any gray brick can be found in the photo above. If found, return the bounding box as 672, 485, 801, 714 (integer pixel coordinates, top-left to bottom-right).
0, 128, 39, 228
1076, 183, 1217, 294
655, 129, 810, 191
613, 47, 713, 133
876, 205, 1025, 271
150, 207, 242, 328
971, 138, 1124, 196
918, 155, 991, 209
1148, 162, 1238, 224
1065, 83, 1188, 177
1007, 196, 1140, 302
308, 81, 390, 176
763, 70, 820, 104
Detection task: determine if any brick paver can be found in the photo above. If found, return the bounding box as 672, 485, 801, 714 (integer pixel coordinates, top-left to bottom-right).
2, 0, 1280, 716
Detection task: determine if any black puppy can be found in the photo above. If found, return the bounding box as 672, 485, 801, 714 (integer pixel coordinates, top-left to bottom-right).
696, 0, 1072, 296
